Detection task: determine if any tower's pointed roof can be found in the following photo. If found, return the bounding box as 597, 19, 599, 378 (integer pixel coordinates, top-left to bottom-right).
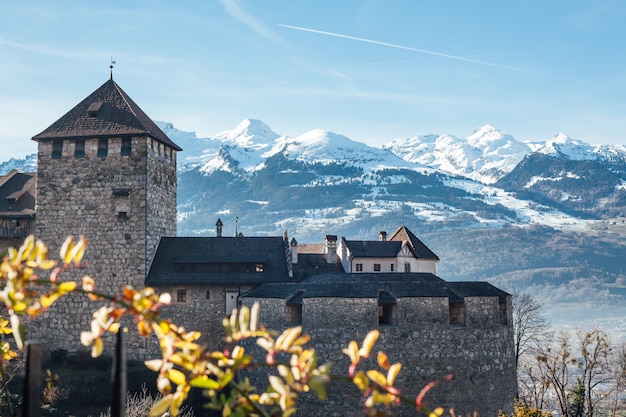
388, 225, 439, 260
32, 79, 182, 151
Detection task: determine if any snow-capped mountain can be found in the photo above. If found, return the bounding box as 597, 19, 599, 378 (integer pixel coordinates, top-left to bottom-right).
384, 125, 531, 184
0, 154, 37, 175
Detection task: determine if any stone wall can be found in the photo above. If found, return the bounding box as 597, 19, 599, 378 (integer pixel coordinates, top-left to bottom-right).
241, 295, 516, 417
32, 136, 177, 358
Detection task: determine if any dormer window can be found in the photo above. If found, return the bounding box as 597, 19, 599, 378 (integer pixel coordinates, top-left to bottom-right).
87, 101, 103, 117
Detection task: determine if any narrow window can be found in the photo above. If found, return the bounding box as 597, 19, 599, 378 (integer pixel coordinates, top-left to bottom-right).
449, 301, 465, 326
499, 300, 508, 325
52, 140, 63, 159
74, 139, 85, 157
285, 304, 302, 326
378, 303, 396, 326
390, 264, 394, 272
374, 263, 381, 272
97, 138, 108, 157
121, 138, 131, 156
225, 291, 238, 316
404, 263, 411, 273
355, 263, 363, 272
176, 289, 187, 303
205, 290, 211, 300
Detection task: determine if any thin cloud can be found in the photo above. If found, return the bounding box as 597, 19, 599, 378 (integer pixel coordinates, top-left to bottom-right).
220, 0, 289, 47
279, 24, 550, 76
0, 37, 98, 59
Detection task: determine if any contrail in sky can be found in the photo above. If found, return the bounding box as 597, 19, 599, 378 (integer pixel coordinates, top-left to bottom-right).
279, 24, 546, 76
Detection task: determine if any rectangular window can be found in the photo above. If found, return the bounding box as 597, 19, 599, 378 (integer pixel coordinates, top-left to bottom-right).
52, 140, 63, 159
205, 290, 211, 300
355, 263, 363, 272
404, 263, 411, 273
379, 303, 396, 326
74, 139, 85, 158
256, 263, 264, 272
374, 263, 381, 272
449, 302, 465, 326
285, 304, 302, 326
390, 264, 394, 272
176, 289, 187, 303
121, 138, 132, 156
97, 138, 108, 157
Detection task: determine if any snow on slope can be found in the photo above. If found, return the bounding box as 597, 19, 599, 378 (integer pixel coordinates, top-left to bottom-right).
0, 154, 37, 175
384, 125, 530, 184
275, 129, 419, 171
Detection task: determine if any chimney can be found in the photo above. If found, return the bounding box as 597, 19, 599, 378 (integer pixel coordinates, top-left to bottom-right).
290, 237, 298, 265
324, 235, 337, 264
379, 231, 387, 241
216, 218, 223, 237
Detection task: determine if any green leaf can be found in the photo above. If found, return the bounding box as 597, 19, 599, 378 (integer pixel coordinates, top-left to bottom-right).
190, 375, 220, 389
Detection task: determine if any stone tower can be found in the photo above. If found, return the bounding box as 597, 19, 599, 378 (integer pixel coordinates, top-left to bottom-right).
31, 77, 181, 354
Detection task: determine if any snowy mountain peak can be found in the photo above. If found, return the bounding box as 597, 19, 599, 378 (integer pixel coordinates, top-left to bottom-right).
537, 133, 597, 161
213, 119, 280, 148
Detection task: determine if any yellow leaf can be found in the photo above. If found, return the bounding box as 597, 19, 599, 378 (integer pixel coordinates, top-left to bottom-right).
342, 340, 359, 364
377, 351, 390, 369
145, 359, 163, 371
387, 363, 402, 386
250, 301, 259, 332
58, 281, 77, 294
149, 394, 174, 417
269, 375, 287, 395
91, 337, 103, 357
40, 293, 59, 308
366, 370, 388, 387
430, 407, 445, 417
166, 368, 187, 386
358, 330, 379, 358
353, 370, 370, 391
257, 337, 274, 352
60, 236, 75, 265
10, 314, 23, 350
276, 326, 302, 351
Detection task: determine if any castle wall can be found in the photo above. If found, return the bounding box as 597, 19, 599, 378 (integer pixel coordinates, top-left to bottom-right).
33, 136, 177, 357
241, 295, 516, 417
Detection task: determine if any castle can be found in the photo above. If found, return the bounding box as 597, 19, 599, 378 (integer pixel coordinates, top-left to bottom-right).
15, 77, 515, 415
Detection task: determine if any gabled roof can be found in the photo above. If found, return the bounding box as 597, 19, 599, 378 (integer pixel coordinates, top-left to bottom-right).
388, 225, 439, 260
343, 239, 403, 258
32, 79, 182, 151
146, 236, 290, 286
0, 170, 36, 218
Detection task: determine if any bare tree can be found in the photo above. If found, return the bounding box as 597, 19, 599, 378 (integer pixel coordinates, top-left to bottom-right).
513, 293, 549, 369
576, 329, 613, 417
536, 332, 575, 417
609, 342, 626, 417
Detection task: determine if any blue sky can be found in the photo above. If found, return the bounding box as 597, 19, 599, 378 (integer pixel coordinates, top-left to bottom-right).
2, 1, 625, 160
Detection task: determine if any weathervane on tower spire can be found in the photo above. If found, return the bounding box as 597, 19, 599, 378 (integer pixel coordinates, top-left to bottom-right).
110, 57, 116, 80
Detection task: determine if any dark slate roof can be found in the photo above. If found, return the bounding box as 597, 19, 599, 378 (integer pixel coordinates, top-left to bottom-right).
146, 236, 290, 286
293, 254, 345, 278
241, 272, 451, 300
388, 225, 439, 260
0, 170, 36, 218
343, 240, 403, 258
32, 79, 182, 151
446, 281, 510, 303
